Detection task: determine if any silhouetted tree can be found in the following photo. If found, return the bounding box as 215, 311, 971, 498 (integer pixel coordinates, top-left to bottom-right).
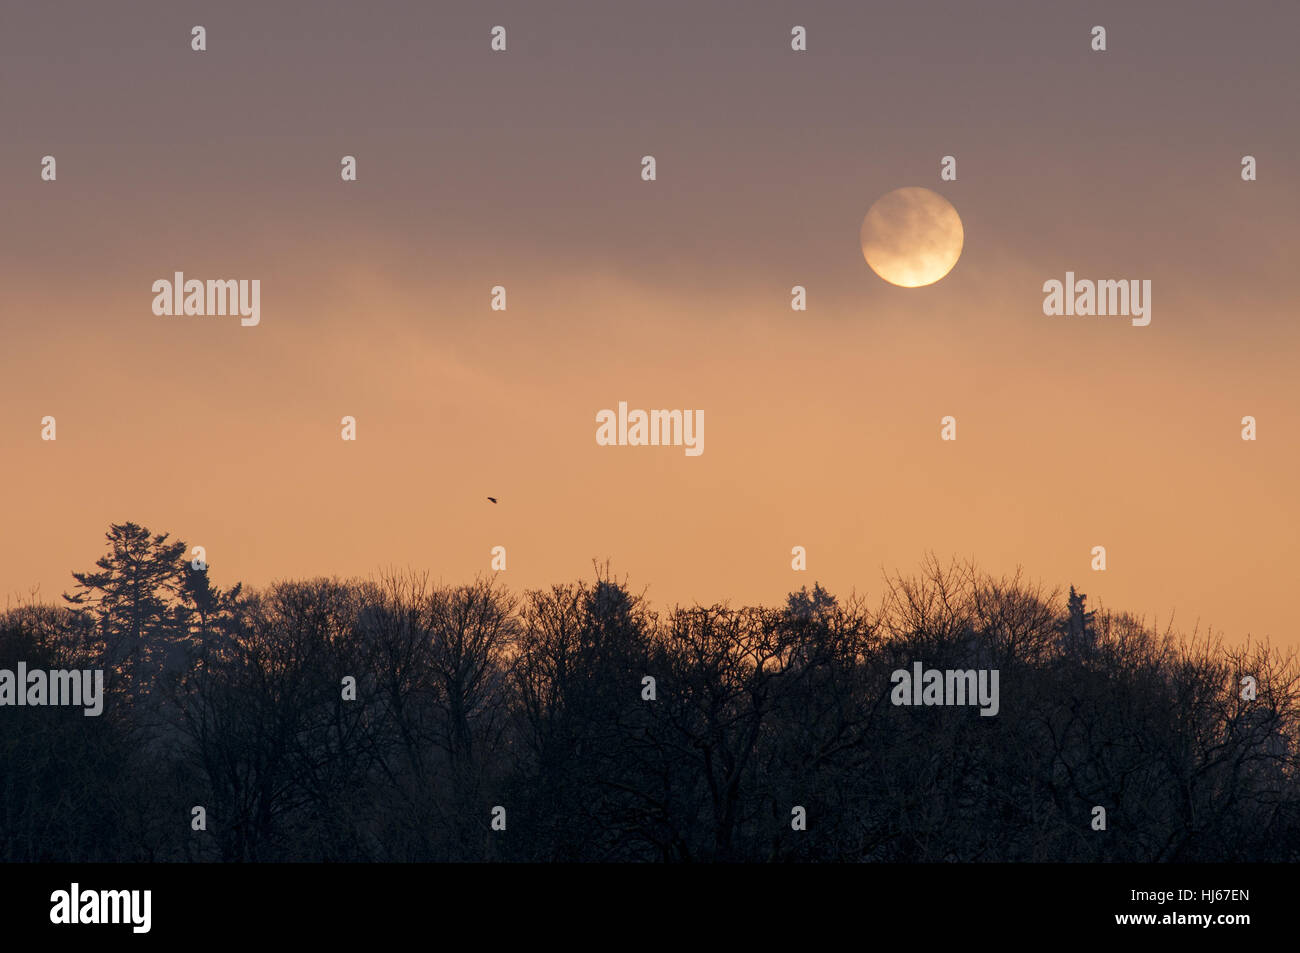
63, 521, 187, 700
1059, 585, 1097, 656
4, 524, 1297, 863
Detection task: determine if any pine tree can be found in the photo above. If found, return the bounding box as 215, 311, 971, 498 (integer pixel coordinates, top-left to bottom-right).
63, 522, 188, 700
179, 561, 242, 655
1060, 585, 1097, 655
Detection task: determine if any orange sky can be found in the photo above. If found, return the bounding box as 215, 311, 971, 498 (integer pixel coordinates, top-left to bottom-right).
2, 1, 1297, 646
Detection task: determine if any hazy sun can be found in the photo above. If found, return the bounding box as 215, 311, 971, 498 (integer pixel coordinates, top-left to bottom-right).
860, 187, 964, 288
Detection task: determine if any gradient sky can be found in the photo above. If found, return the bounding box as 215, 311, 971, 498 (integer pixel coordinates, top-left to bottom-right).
3, 1, 1298, 646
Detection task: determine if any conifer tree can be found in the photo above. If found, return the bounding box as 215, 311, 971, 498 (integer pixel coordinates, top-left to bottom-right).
63, 522, 187, 698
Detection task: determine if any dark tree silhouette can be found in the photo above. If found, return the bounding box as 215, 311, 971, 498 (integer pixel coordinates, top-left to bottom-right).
63, 521, 188, 701
1, 526, 1296, 863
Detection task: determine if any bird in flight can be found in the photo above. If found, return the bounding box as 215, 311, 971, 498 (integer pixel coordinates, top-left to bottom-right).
487, 497, 498, 504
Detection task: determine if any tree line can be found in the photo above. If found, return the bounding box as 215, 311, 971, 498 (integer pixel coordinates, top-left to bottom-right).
1, 521, 1296, 862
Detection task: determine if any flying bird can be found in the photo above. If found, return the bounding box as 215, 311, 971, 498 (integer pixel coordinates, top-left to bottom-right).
487, 497, 498, 504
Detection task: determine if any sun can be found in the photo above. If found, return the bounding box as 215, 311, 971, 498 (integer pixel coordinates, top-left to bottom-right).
860, 187, 964, 288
